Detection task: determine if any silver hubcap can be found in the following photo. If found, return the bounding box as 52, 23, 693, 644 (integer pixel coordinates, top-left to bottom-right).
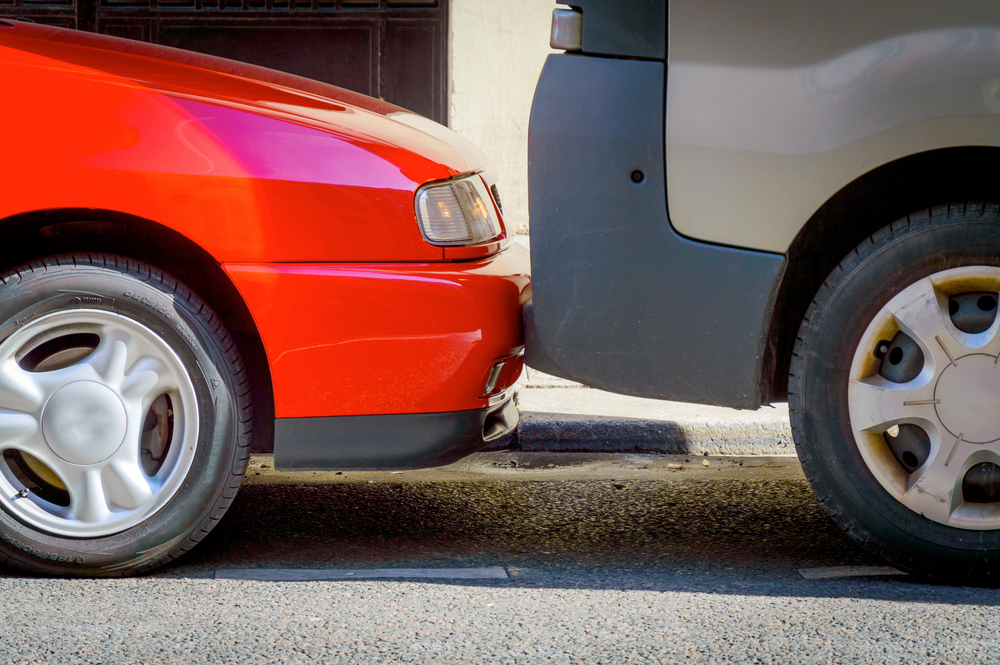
934, 355, 1000, 444
849, 266, 1000, 530
42, 382, 128, 465
0, 310, 199, 537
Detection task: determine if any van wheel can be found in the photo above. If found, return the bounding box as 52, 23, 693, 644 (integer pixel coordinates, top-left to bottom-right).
790, 203, 1000, 580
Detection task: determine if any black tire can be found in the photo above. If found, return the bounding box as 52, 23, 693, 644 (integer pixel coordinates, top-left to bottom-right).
0, 254, 251, 576
790, 203, 1000, 581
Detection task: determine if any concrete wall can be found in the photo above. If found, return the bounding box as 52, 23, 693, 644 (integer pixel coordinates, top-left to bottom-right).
449, 0, 554, 235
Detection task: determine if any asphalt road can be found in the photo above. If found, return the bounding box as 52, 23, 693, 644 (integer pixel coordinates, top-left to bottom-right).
2, 452, 999, 664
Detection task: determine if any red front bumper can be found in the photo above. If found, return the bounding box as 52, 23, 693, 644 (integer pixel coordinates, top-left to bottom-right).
225, 243, 531, 419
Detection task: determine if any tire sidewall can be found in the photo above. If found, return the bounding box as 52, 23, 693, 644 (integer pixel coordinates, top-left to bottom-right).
0, 260, 239, 575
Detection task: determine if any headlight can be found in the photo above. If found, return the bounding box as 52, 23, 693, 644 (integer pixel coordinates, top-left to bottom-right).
415, 175, 503, 246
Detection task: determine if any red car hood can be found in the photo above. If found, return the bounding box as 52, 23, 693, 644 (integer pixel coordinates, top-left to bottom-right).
0, 22, 486, 177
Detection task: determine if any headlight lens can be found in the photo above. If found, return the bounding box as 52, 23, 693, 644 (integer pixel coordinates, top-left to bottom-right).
415, 175, 503, 246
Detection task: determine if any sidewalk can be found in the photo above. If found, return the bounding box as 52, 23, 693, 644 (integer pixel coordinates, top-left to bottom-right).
505, 367, 795, 456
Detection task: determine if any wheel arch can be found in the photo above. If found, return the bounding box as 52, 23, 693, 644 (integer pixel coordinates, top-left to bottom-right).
0, 208, 275, 452
763, 146, 1000, 403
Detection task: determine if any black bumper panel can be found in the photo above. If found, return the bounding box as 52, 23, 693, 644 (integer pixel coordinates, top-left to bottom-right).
527, 54, 786, 409
273, 397, 518, 471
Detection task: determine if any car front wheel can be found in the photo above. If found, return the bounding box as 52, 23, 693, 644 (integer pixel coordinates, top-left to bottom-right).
0, 255, 250, 576
791, 203, 1000, 580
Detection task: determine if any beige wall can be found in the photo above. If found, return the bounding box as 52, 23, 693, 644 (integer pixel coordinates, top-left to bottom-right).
449, 0, 554, 235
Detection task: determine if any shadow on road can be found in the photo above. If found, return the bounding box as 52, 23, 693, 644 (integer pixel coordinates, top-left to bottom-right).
148, 476, 1000, 602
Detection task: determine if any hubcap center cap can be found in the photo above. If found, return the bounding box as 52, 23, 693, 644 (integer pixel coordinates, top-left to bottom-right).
42, 381, 127, 465
935, 354, 1000, 444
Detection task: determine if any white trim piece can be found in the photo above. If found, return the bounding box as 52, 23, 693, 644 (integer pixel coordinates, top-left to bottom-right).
216, 567, 509, 582
799, 565, 906, 580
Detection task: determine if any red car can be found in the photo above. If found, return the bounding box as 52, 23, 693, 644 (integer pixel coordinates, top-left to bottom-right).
0, 22, 529, 576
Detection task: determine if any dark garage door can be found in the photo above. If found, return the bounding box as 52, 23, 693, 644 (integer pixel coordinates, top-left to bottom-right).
0, 0, 448, 124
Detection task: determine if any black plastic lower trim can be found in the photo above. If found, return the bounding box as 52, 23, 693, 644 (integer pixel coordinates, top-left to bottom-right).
273, 397, 518, 471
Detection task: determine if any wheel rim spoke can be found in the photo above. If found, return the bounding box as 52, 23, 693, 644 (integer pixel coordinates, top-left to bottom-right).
120, 357, 172, 404
0, 360, 44, 413
901, 439, 966, 524
85, 334, 130, 385
0, 411, 40, 448
66, 467, 110, 524
889, 278, 964, 365
105, 459, 154, 510
848, 377, 935, 432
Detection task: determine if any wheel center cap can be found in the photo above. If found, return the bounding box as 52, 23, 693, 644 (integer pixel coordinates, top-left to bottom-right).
41, 381, 128, 465
935, 354, 1000, 444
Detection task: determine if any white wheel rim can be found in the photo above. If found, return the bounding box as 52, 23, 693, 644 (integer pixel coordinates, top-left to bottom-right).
0, 309, 199, 537
849, 266, 1000, 530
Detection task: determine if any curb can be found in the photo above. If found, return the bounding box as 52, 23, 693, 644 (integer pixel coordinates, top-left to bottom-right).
499, 412, 795, 456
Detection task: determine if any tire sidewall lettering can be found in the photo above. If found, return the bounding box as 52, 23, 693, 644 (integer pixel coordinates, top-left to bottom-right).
0, 533, 84, 563
120, 289, 206, 351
